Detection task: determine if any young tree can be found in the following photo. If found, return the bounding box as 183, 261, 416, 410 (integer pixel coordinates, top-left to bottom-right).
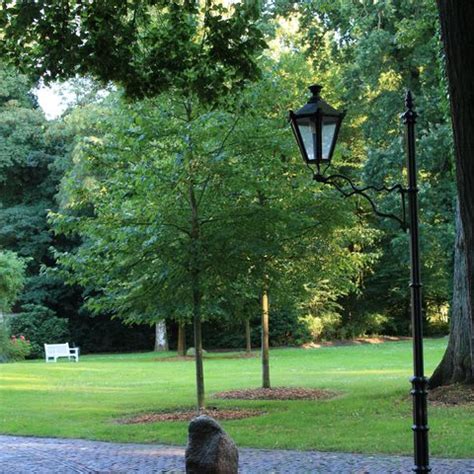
1, 1, 266, 409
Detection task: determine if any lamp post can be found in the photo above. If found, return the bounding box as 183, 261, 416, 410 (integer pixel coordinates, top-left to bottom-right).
289, 85, 430, 473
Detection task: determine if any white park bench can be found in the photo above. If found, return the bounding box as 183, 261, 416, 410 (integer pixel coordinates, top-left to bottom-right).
44, 343, 79, 363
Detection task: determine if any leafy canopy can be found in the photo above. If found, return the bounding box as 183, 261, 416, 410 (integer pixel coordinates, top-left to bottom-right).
0, 0, 266, 103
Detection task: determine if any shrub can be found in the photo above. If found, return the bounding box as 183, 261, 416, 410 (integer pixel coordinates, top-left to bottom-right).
9, 304, 69, 358
266, 309, 311, 346
0, 322, 31, 362
200, 308, 312, 350
299, 313, 342, 341
426, 318, 449, 337
0, 322, 10, 362
6, 335, 31, 361
338, 312, 397, 339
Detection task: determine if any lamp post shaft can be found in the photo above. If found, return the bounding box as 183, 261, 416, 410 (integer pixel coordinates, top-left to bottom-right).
290, 86, 431, 472
403, 91, 430, 473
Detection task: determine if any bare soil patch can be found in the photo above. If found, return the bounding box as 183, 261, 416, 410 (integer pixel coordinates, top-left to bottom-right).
429, 383, 474, 407
155, 352, 256, 362
117, 407, 264, 424
214, 387, 339, 401
302, 336, 411, 349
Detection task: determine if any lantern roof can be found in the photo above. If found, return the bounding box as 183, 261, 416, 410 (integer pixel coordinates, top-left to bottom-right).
293, 85, 341, 118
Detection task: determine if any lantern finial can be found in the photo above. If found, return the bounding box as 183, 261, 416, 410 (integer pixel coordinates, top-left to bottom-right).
308, 84, 322, 100
405, 90, 414, 110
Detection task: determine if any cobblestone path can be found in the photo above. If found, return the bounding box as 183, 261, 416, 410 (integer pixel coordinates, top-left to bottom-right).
0, 435, 473, 473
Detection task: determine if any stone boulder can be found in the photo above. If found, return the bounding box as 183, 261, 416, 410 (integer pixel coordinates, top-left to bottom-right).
186, 347, 207, 357
185, 415, 238, 474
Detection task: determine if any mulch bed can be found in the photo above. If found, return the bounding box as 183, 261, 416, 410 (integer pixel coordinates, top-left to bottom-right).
116, 407, 265, 424
116, 387, 338, 424
429, 383, 474, 407
214, 387, 339, 401
302, 336, 411, 349
155, 353, 256, 362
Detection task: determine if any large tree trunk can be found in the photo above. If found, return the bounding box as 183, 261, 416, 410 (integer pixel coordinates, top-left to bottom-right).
261, 277, 270, 389
430, 203, 473, 386
177, 322, 186, 357
434, 0, 474, 384
154, 320, 168, 351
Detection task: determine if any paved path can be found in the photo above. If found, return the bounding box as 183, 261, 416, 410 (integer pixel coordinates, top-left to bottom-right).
0, 435, 472, 473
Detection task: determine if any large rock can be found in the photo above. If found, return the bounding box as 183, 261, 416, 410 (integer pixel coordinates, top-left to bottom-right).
185, 415, 238, 474
186, 347, 207, 357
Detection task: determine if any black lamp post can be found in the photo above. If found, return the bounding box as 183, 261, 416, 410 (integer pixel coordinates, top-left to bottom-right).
290, 85, 430, 473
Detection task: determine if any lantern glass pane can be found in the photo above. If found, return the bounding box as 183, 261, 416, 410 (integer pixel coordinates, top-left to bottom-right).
322, 117, 338, 160
297, 118, 317, 162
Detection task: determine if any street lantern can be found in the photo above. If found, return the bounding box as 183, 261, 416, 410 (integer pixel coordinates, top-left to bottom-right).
288, 84, 345, 169
289, 87, 430, 473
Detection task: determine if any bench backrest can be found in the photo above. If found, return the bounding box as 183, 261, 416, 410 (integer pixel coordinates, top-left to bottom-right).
44, 343, 70, 356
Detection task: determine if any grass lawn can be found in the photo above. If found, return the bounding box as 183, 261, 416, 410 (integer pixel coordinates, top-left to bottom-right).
0, 338, 472, 458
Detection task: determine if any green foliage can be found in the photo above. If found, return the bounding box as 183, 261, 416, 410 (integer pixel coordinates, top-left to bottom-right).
0, 250, 26, 312
202, 309, 312, 349
0, 320, 31, 362
267, 308, 312, 346
49, 55, 374, 344
0, 322, 10, 362
5, 334, 31, 361
0, 1, 457, 350
1, 1, 266, 104
0, 62, 67, 303
291, 0, 455, 331
66, 312, 154, 355
300, 313, 341, 341
9, 304, 69, 358
0, 62, 153, 355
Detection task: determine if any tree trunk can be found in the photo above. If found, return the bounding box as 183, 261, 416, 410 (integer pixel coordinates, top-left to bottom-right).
261, 277, 270, 389
192, 269, 205, 411
430, 203, 473, 386
190, 181, 205, 411
154, 320, 168, 352
435, 0, 474, 384
177, 322, 186, 357
245, 318, 251, 353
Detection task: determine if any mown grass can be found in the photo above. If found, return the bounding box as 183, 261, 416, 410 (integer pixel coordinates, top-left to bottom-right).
0, 338, 472, 458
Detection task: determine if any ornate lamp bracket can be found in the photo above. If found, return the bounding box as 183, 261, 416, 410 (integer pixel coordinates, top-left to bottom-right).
312, 171, 408, 231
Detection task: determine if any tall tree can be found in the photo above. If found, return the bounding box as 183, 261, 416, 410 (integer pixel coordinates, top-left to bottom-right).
0, 61, 66, 312
289, 0, 456, 335
1, 0, 266, 410
430, 0, 474, 386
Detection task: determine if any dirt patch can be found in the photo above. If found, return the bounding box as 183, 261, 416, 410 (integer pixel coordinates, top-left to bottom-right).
155, 352, 256, 362
116, 407, 264, 424
155, 356, 195, 362
302, 336, 411, 349
206, 352, 257, 360
214, 387, 339, 401
429, 383, 474, 407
